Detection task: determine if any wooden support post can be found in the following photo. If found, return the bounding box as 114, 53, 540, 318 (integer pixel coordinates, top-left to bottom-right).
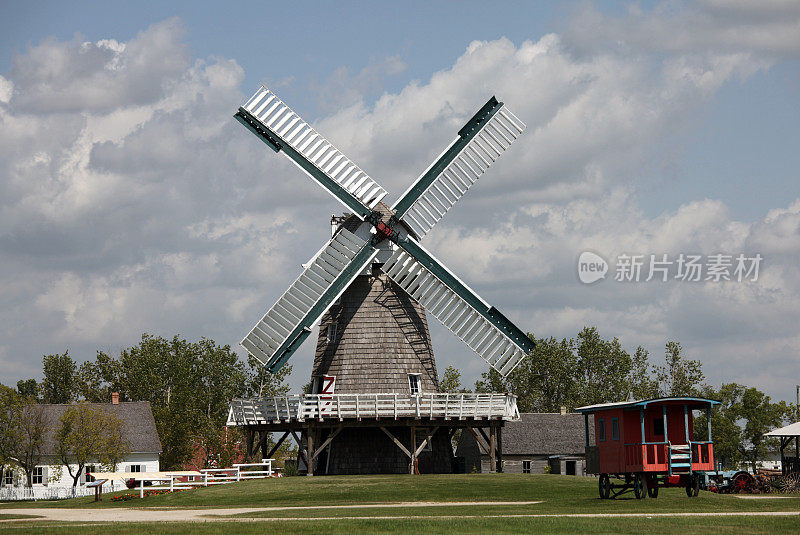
497, 425, 503, 473
290, 430, 309, 473
307, 426, 315, 476
489, 424, 497, 473
246, 429, 255, 458
684, 405, 690, 443
639, 409, 645, 443
411, 426, 417, 474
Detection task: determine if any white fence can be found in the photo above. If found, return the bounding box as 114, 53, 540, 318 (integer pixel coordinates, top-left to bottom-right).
0, 485, 94, 501
197, 461, 276, 486
227, 393, 519, 426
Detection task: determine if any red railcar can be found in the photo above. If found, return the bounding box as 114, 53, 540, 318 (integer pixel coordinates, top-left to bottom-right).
576, 397, 720, 499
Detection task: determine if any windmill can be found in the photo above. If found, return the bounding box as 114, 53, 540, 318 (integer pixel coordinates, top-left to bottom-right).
229, 85, 534, 474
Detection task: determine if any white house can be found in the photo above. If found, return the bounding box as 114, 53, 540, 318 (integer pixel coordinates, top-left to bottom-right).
1, 397, 161, 491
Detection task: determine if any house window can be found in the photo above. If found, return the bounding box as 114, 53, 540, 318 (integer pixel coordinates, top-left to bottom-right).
612, 418, 620, 441
128, 465, 143, 473
522, 460, 531, 474
598, 418, 606, 441
326, 323, 337, 343
653, 417, 665, 437
85, 465, 98, 483
3, 470, 13, 486
408, 374, 421, 395
32, 466, 44, 485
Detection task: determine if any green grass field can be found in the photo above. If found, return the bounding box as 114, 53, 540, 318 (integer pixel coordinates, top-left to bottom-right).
1, 474, 799, 533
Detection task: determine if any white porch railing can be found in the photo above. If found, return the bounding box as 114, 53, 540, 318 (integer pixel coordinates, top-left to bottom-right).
0, 485, 94, 501
227, 393, 519, 426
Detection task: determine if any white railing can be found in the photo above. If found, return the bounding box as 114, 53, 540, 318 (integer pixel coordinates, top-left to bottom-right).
0, 485, 94, 501
227, 393, 519, 426
198, 460, 276, 486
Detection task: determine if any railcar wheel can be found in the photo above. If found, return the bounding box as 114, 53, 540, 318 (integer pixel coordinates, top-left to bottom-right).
686, 475, 700, 497
599, 474, 611, 499
634, 473, 647, 499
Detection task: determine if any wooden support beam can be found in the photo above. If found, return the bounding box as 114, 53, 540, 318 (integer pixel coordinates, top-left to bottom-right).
380, 426, 412, 458
414, 427, 439, 457
267, 431, 290, 459
467, 426, 490, 455
489, 423, 497, 473
411, 426, 418, 474
477, 426, 491, 447
307, 427, 315, 476
312, 426, 343, 461
290, 430, 309, 470
246, 429, 255, 458
497, 425, 503, 473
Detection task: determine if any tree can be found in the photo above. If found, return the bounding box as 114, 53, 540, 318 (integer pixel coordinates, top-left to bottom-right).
55, 403, 129, 487
696, 383, 744, 469
197, 338, 246, 420
41, 351, 77, 404
0, 388, 50, 487
245, 356, 291, 398
507, 335, 578, 413
654, 341, 705, 396
737, 387, 792, 471
574, 327, 632, 405
16, 379, 40, 401
77, 351, 123, 402
474, 367, 505, 394
440, 365, 469, 393
628, 346, 658, 400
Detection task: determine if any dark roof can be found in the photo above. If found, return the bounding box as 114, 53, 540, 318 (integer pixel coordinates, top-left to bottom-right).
501, 413, 594, 456
39, 401, 162, 455
575, 397, 720, 413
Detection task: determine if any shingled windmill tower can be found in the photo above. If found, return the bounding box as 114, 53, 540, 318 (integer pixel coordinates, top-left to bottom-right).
228, 85, 534, 474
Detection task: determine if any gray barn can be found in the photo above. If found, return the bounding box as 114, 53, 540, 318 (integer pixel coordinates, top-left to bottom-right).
457, 411, 594, 475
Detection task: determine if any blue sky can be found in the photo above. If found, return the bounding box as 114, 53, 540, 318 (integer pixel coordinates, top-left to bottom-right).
0, 1, 798, 399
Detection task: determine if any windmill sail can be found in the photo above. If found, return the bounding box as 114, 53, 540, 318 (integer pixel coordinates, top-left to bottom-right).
236, 86, 388, 220
392, 97, 525, 238
382, 237, 533, 377
242, 228, 378, 373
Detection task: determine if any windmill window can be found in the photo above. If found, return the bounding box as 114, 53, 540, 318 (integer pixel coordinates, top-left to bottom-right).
611, 418, 620, 441
32, 466, 44, 485
326, 323, 338, 343
408, 374, 422, 395
598, 419, 606, 442
522, 460, 531, 474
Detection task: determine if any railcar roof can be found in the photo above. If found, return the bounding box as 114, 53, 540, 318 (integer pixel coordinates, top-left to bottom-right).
575, 396, 720, 413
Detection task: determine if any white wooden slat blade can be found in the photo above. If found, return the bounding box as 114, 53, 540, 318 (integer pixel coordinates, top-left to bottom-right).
242, 229, 372, 367
239, 86, 389, 216
397, 104, 525, 238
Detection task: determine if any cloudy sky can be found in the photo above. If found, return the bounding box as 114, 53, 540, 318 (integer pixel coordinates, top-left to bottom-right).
1, 1, 798, 400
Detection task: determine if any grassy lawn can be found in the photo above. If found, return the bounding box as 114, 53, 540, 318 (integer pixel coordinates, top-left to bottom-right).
1, 516, 800, 534
5, 473, 800, 513
0, 513, 41, 520
1, 474, 799, 513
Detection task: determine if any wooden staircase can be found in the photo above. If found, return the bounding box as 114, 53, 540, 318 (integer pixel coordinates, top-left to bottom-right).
669, 443, 692, 475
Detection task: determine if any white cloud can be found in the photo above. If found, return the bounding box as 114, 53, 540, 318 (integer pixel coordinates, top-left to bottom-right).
0, 5, 798, 399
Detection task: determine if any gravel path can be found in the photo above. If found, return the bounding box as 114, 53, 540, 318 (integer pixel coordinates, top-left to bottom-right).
2, 504, 800, 523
